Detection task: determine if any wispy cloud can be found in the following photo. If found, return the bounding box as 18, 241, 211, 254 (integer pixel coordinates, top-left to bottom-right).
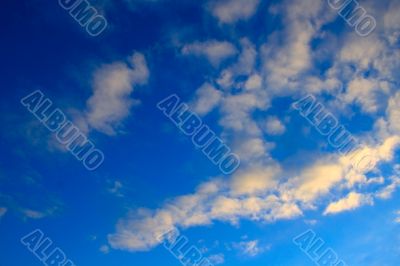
232, 240, 270, 257
108, 0, 400, 253
207, 253, 225, 265
324, 192, 374, 215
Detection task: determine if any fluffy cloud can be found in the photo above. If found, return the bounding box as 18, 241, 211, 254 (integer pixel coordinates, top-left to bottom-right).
191, 83, 223, 115
109, 208, 177, 251
262, 0, 329, 92
386, 92, 400, 134
109, 0, 400, 253
182, 40, 237, 67
108, 177, 302, 251
108, 134, 400, 251
230, 165, 280, 196
235, 138, 273, 162
208, 0, 260, 24
264, 116, 286, 136
383, 1, 400, 44
245, 74, 263, 90
339, 35, 384, 70
85, 52, 149, 135
282, 162, 344, 204
342, 77, 390, 113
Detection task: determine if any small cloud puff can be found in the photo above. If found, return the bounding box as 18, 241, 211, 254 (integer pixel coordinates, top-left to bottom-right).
264, 116, 286, 136
208, 0, 261, 24
182, 40, 238, 67
232, 239, 270, 257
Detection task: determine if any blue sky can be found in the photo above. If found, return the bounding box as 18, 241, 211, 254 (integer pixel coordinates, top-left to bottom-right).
1, 0, 400, 265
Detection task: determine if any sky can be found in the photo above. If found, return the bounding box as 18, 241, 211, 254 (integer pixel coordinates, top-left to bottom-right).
1, 0, 400, 265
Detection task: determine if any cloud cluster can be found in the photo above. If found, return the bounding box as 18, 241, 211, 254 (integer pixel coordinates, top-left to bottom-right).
109, 0, 400, 253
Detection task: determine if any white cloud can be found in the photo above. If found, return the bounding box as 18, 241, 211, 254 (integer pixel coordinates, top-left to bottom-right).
339, 35, 384, 70
108, 0, 400, 254
191, 83, 223, 115
230, 165, 280, 196
235, 138, 272, 161
387, 91, 400, 134
383, 1, 400, 44
245, 74, 262, 91
324, 192, 373, 215
208, 253, 225, 265
108, 178, 302, 251
232, 240, 270, 257
220, 92, 268, 134
182, 40, 238, 66
208, 0, 260, 24
262, 0, 327, 92
264, 116, 286, 136
342, 77, 389, 114
108, 180, 125, 197
22, 209, 47, 219
109, 208, 177, 251
282, 161, 344, 204
99, 245, 110, 254
85, 52, 149, 135
217, 38, 258, 90
375, 176, 400, 200
108, 134, 400, 251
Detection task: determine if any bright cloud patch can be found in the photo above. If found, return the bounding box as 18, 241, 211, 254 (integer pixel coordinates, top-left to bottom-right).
182, 40, 238, 66
191, 83, 223, 115
7, 0, 400, 265
85, 52, 149, 135
264, 116, 286, 136
208, 0, 261, 24
109, 0, 400, 253
324, 192, 373, 215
